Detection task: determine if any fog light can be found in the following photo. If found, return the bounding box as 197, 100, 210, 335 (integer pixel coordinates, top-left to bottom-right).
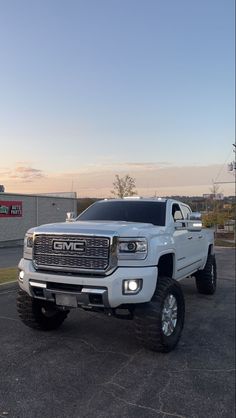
19, 270, 24, 283
128, 280, 138, 291
123, 279, 143, 294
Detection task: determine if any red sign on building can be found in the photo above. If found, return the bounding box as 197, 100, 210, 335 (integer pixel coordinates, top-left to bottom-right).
0, 201, 23, 217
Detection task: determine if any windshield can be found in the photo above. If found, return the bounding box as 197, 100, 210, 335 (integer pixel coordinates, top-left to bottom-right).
77, 201, 166, 226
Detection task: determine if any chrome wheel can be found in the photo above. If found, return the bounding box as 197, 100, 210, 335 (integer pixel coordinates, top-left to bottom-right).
162, 294, 178, 336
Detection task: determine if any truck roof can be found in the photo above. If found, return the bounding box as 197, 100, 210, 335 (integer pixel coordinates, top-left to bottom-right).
97, 198, 191, 212
99, 198, 192, 207
102, 197, 167, 203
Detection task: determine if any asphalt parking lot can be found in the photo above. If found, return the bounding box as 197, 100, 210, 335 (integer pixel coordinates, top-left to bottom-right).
0, 248, 235, 418
0, 246, 23, 269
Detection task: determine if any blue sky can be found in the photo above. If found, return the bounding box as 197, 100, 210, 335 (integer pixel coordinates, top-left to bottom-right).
0, 0, 235, 196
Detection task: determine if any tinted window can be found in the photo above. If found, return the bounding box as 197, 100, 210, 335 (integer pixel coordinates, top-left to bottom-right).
77, 201, 166, 226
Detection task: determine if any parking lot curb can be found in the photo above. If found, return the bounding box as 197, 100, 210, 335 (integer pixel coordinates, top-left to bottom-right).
0, 281, 18, 291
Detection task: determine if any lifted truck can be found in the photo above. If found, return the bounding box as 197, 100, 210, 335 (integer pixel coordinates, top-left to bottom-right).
17, 198, 217, 352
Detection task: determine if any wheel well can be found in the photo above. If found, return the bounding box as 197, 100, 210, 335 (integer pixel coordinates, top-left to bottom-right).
208, 244, 213, 256
158, 254, 174, 278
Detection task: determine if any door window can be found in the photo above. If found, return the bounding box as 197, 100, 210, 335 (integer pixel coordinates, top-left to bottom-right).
181, 205, 191, 220
172, 204, 184, 221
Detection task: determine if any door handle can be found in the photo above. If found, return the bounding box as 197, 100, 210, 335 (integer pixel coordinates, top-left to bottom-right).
187, 236, 193, 240
198, 235, 203, 239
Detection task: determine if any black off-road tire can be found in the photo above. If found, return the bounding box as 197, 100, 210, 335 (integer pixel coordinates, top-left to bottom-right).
195, 254, 217, 295
17, 289, 69, 330
134, 277, 185, 353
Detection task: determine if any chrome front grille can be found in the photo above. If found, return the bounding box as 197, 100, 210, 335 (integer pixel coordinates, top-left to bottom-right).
33, 234, 110, 273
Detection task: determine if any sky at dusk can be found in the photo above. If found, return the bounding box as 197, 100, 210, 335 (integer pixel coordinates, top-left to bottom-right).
0, 0, 235, 197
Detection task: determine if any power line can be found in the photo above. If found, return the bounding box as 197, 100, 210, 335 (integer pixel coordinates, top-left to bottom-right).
214, 146, 234, 182
214, 181, 235, 184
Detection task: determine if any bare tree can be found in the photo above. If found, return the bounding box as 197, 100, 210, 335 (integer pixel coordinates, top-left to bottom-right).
210, 182, 221, 197
111, 174, 137, 198
209, 182, 223, 231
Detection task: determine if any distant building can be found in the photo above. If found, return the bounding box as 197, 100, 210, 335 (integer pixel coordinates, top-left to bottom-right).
223, 203, 232, 210
0, 192, 77, 247
203, 194, 214, 199
203, 193, 224, 201
213, 193, 224, 201
38, 192, 77, 198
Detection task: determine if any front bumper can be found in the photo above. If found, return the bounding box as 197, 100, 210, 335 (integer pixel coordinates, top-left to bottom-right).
18, 258, 157, 308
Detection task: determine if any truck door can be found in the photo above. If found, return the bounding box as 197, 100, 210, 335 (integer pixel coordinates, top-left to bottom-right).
180, 204, 207, 268
172, 203, 201, 278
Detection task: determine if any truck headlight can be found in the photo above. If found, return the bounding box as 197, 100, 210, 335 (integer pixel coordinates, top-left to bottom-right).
23, 233, 34, 260
118, 238, 147, 260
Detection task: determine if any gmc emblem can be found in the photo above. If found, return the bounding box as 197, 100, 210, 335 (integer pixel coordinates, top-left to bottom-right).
52, 240, 86, 252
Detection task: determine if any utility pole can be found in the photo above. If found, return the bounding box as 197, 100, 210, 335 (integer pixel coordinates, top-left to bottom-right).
228, 143, 236, 174
212, 144, 236, 242
214, 143, 236, 185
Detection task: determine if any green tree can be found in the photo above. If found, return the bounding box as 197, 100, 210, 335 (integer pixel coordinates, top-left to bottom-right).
111, 174, 137, 198
202, 211, 230, 228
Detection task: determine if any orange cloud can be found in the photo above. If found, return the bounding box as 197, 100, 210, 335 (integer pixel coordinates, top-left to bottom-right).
1, 163, 234, 197
1, 165, 45, 183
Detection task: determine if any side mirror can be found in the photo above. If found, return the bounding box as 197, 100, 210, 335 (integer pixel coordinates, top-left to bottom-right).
174, 220, 184, 230
66, 212, 76, 222
187, 212, 202, 231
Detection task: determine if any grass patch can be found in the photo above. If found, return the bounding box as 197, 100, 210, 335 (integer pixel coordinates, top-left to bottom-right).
0, 267, 18, 284
215, 239, 235, 248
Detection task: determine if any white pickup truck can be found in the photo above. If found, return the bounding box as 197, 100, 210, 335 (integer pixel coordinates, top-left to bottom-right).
17, 198, 217, 352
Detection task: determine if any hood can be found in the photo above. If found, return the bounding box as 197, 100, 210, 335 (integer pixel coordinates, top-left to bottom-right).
28, 220, 164, 238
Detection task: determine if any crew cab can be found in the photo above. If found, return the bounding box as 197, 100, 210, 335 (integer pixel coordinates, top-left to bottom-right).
17, 198, 217, 352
